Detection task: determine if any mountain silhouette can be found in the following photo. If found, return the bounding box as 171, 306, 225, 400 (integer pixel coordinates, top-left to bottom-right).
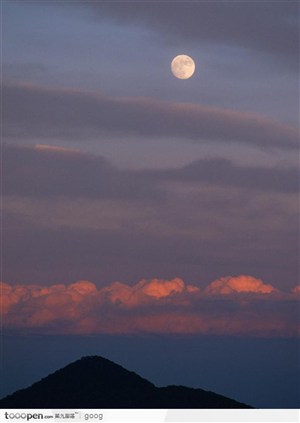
0, 356, 252, 408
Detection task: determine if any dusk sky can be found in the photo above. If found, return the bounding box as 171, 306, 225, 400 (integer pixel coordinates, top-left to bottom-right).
1, 0, 299, 409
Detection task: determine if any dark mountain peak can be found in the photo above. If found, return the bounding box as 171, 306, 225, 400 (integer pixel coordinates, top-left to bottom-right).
0, 355, 252, 409
49, 355, 155, 390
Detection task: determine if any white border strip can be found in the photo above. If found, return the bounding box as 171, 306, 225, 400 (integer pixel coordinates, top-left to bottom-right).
0, 409, 299, 423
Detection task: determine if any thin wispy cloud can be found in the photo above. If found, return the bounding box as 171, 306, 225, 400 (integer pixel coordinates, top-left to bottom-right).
3, 144, 298, 201
3, 83, 298, 149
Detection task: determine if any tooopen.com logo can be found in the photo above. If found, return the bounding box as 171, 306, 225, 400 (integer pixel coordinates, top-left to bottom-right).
4, 413, 45, 421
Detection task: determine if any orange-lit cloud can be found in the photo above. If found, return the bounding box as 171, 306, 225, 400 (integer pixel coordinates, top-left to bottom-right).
100, 278, 199, 307
205, 275, 276, 295
1, 276, 298, 337
291, 285, 300, 294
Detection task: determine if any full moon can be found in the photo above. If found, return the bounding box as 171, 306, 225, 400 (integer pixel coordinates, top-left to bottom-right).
171, 54, 195, 79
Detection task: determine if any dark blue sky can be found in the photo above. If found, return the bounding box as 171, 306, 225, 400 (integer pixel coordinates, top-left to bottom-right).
2, 334, 300, 409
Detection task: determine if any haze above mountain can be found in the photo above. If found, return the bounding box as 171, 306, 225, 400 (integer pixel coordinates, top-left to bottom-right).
0, 356, 252, 408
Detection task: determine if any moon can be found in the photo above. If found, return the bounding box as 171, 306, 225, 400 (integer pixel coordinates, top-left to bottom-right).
171, 54, 195, 79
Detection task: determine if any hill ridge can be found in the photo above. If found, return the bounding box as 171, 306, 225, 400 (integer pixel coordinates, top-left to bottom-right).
0, 355, 252, 408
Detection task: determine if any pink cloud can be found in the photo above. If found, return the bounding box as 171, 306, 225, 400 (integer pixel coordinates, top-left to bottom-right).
138, 277, 186, 298
99, 278, 198, 308
1, 276, 298, 337
291, 285, 300, 294
205, 275, 276, 295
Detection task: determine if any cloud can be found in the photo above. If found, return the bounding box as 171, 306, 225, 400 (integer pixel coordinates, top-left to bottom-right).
3, 144, 298, 204
141, 158, 299, 194
205, 275, 276, 295
3, 143, 298, 291
34, 144, 80, 154
3, 143, 163, 200
81, 1, 298, 71
292, 285, 300, 294
1, 276, 298, 337
100, 277, 197, 308
3, 82, 298, 150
